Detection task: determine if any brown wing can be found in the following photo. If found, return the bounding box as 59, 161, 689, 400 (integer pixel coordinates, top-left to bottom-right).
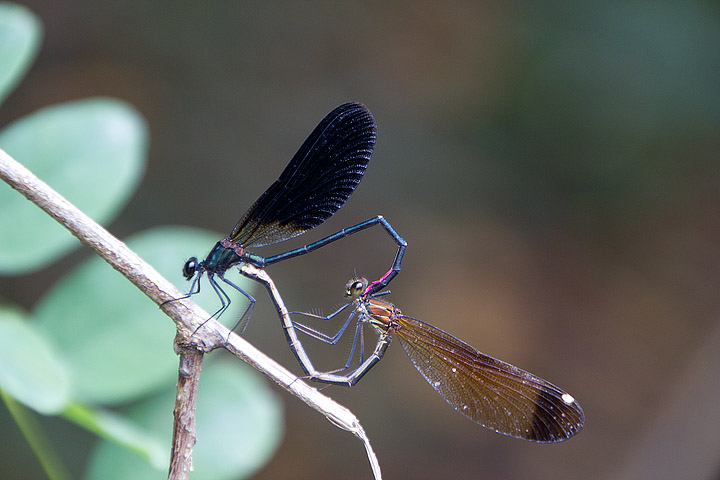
394, 315, 584, 442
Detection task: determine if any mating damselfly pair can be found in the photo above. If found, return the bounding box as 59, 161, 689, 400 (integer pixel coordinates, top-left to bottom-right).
174, 102, 584, 442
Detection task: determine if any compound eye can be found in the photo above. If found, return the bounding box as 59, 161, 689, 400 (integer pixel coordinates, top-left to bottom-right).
183, 257, 198, 280
344, 277, 369, 298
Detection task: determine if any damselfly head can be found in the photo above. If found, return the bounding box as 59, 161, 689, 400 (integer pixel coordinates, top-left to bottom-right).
183, 257, 199, 280
345, 277, 368, 299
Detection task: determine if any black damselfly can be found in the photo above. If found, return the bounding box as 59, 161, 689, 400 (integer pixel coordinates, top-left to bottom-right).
182, 102, 406, 330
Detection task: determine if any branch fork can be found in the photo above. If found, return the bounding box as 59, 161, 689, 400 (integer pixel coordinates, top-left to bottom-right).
0, 149, 382, 480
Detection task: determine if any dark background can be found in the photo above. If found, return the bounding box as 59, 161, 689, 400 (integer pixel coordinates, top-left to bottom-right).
2, 2, 720, 479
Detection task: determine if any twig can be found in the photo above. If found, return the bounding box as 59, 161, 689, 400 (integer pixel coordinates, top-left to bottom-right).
229, 263, 383, 479
0, 149, 382, 479
168, 342, 203, 480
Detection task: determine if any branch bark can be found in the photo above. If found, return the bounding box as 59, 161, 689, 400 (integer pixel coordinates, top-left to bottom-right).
0, 149, 382, 480
168, 342, 203, 480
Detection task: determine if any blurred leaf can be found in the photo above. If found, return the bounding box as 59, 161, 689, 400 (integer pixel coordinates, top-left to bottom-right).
34, 226, 251, 405
0, 98, 148, 274
0, 2, 41, 105
0, 305, 71, 414
62, 403, 166, 469
190, 360, 283, 479
85, 359, 284, 480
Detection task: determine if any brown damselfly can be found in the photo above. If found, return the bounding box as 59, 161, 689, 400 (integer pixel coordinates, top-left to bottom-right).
291, 277, 584, 443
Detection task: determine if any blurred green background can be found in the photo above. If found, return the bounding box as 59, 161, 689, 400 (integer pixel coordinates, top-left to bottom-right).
2, 1, 720, 479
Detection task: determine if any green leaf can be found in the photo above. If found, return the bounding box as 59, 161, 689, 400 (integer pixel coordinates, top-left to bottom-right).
0, 305, 71, 414
85, 359, 284, 480
34, 226, 252, 405
0, 98, 148, 274
190, 360, 284, 479
62, 403, 166, 469
0, 2, 41, 105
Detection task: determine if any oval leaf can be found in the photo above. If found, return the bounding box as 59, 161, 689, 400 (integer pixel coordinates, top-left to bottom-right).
0, 98, 148, 274
34, 226, 252, 405
0, 3, 41, 105
0, 305, 71, 414
85, 359, 283, 480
